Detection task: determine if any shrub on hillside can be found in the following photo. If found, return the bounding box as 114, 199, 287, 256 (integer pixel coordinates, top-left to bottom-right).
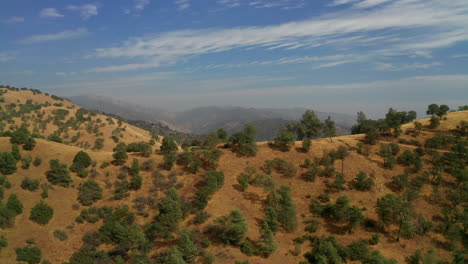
15, 245, 42, 264
229, 124, 258, 157
207, 210, 248, 245
7, 194, 23, 216
70, 151, 92, 172
33, 157, 42, 167
77, 180, 103, 206
0, 152, 17, 175
264, 158, 297, 177
21, 177, 40, 191
160, 137, 178, 154
29, 201, 54, 225
352, 172, 375, 191
46, 159, 73, 187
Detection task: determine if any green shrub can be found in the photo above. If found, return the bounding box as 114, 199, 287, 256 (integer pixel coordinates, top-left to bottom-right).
15, 245, 42, 264
46, 159, 72, 187
352, 172, 374, 191
7, 194, 23, 215
273, 126, 295, 152
21, 177, 40, 191
77, 180, 103, 206
21, 155, 32, 169
208, 210, 248, 245
70, 151, 92, 172
160, 137, 178, 154
100, 161, 110, 169
29, 201, 54, 225
33, 157, 42, 167
53, 230, 68, 241
302, 139, 312, 152
0, 201, 15, 228
264, 158, 297, 177
0, 152, 17, 175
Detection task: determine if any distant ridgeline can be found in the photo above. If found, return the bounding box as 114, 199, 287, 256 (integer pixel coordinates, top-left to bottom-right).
94, 110, 202, 145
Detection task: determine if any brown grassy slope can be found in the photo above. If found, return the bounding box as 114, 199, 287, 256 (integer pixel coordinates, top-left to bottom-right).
0, 136, 196, 263
0, 109, 465, 263
0, 88, 156, 151
200, 111, 467, 264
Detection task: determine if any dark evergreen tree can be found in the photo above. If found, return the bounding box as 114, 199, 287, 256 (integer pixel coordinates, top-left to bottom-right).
6, 194, 23, 216
0, 152, 17, 175
323, 116, 337, 142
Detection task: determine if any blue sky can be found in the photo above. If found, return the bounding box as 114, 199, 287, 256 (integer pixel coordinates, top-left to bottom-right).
1, 0, 468, 117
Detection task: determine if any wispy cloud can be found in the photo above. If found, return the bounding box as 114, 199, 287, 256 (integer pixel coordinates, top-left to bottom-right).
21, 28, 88, 44
88, 0, 468, 72
201, 54, 365, 70
217, 0, 241, 8
67, 4, 98, 20
328, 0, 360, 7
135, 0, 150, 11
40, 8, 64, 18
0, 52, 16, 62
451, 54, 468, 58
354, 0, 393, 9
218, 0, 306, 10
4, 16, 24, 23
175, 0, 190, 10
375, 62, 442, 71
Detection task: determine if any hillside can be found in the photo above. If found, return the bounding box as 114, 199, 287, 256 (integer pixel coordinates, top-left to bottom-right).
0, 89, 466, 264
0, 88, 157, 152
68, 95, 354, 140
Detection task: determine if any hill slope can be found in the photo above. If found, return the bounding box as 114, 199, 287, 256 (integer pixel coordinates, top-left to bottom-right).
0, 88, 156, 151
0, 88, 466, 264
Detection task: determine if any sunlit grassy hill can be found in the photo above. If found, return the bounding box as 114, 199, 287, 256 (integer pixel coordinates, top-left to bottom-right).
0, 86, 466, 264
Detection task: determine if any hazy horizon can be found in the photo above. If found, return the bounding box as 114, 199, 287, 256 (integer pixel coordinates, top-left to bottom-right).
2, 0, 467, 116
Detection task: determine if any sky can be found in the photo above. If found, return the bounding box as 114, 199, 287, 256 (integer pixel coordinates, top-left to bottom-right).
1, 0, 468, 117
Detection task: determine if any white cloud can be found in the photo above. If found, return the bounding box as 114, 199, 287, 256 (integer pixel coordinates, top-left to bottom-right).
218, 0, 306, 10
67, 4, 98, 20
217, 0, 241, 8
175, 0, 190, 10
354, 0, 393, 9
0, 52, 16, 62
4, 16, 25, 23
40, 8, 64, 18
89, 0, 468, 72
328, 0, 360, 7
375, 62, 442, 71
452, 54, 468, 58
135, 0, 150, 11
21, 28, 88, 44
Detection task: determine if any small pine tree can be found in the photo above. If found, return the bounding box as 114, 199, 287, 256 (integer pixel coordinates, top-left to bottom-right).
302, 139, 312, 153
0, 152, 18, 175
273, 125, 295, 152
161, 137, 178, 154
7, 194, 23, 216
177, 230, 199, 263
322, 116, 337, 142
333, 173, 346, 191
11, 144, 21, 161
46, 159, 73, 187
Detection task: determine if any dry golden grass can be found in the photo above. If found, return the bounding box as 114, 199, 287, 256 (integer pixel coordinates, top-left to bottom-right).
0, 90, 465, 263
0, 88, 158, 152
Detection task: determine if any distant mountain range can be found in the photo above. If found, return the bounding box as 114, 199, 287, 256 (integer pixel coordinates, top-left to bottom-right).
68, 95, 356, 141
